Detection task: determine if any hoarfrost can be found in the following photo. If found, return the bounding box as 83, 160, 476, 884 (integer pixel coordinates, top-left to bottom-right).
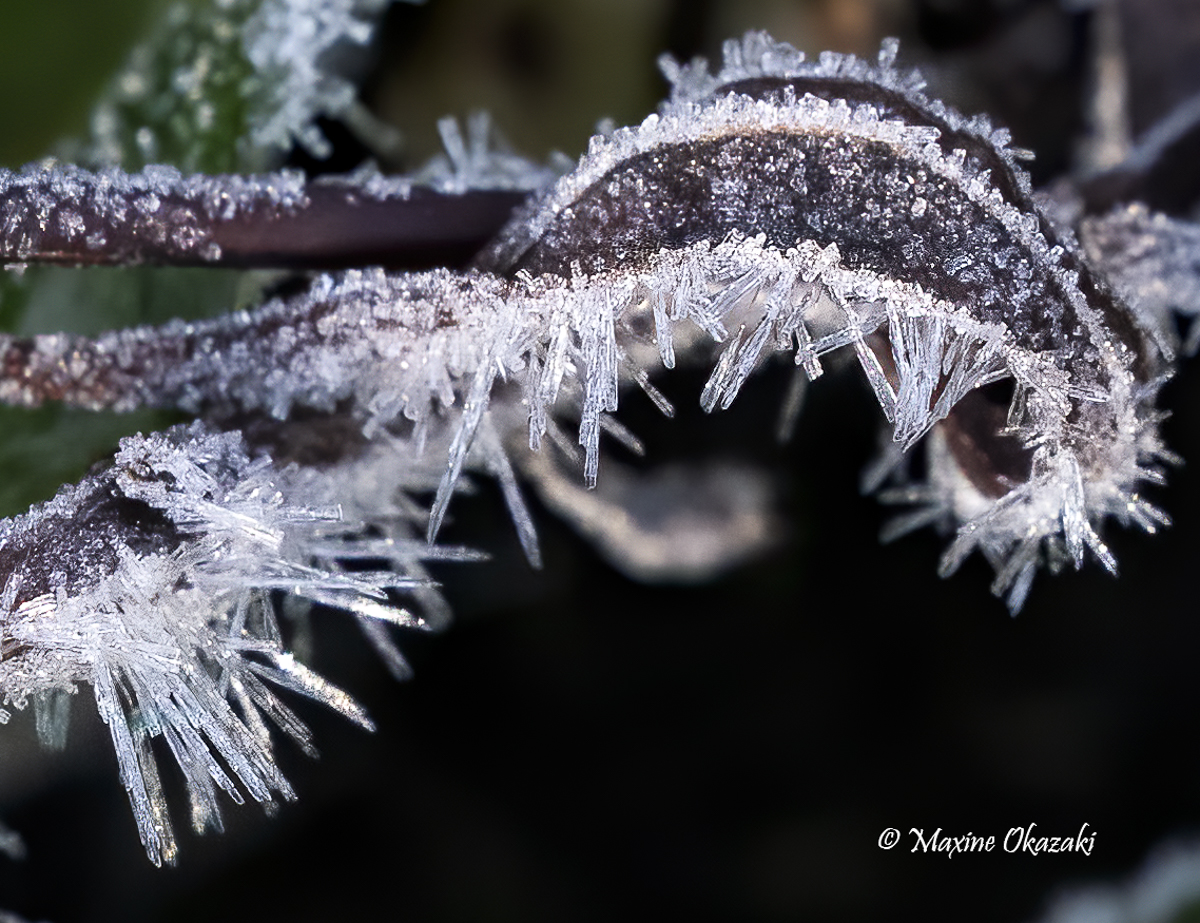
1081, 203, 1200, 356
242, 0, 410, 158
0, 163, 307, 265
4, 35, 1168, 614
1, 29, 1197, 864
416, 111, 566, 194
0, 422, 452, 864
0, 161, 526, 272
0, 226, 1164, 614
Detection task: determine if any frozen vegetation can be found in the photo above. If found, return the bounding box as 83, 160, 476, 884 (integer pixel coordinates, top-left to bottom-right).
2, 3, 1200, 920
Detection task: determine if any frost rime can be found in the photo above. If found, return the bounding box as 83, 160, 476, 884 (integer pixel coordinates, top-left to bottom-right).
0, 30, 1196, 862
4, 37, 1171, 614
0, 423, 444, 864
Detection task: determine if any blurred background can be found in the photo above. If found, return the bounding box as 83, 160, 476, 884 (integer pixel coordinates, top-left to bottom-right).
3, 1, 1200, 921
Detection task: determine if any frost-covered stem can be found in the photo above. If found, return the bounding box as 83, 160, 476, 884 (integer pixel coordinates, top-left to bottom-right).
0, 164, 527, 270
0, 270, 475, 414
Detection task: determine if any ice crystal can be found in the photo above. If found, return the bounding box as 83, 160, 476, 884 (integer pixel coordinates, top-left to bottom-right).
415, 111, 567, 194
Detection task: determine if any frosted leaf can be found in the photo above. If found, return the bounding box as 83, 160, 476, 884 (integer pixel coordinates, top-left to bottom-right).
67, 1, 259, 172
0, 163, 303, 266
67, 0, 407, 172
469, 34, 1163, 606
0, 421, 458, 864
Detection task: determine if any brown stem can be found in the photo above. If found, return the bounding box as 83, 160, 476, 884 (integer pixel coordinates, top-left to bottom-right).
211, 185, 528, 269
0, 166, 528, 271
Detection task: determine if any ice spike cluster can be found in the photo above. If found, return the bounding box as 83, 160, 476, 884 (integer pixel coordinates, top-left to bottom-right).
1, 31, 1198, 861
0, 421, 447, 865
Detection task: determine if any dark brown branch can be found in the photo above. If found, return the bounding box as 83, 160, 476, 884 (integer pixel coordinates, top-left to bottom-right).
0, 165, 528, 271
211, 185, 528, 269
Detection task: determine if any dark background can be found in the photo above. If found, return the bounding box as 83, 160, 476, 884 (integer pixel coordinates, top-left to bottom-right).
4, 1, 1200, 920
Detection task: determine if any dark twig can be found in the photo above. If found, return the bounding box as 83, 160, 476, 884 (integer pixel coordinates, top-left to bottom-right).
0, 165, 527, 271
